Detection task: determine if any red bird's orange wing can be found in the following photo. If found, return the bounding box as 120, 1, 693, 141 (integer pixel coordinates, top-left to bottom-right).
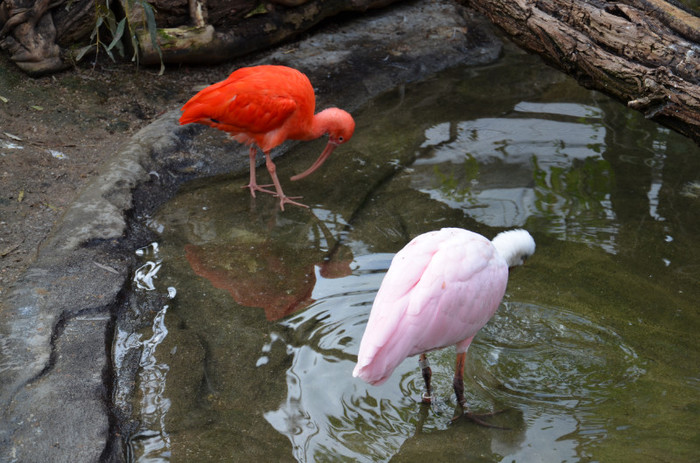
180, 66, 312, 141
221, 89, 299, 135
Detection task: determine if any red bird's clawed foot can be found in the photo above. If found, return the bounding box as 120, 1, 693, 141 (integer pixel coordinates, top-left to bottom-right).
451, 408, 510, 429
278, 196, 309, 211
243, 183, 277, 197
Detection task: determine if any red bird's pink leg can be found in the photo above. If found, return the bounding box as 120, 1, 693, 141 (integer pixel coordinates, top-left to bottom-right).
419, 353, 432, 403
264, 152, 308, 211
243, 146, 276, 197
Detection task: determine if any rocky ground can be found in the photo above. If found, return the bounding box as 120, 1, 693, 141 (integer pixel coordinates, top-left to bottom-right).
0, 52, 234, 296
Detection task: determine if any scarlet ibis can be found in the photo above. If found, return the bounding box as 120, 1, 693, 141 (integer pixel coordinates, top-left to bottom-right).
179, 65, 355, 210
353, 228, 535, 423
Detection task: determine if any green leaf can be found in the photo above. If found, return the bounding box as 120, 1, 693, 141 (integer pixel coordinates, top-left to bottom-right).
103, 9, 118, 34
107, 18, 126, 52
75, 44, 95, 61
103, 43, 115, 61
245, 3, 268, 19
142, 2, 165, 75
91, 15, 104, 40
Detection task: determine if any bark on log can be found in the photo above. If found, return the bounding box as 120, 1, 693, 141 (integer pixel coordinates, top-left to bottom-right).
462, 0, 700, 144
0, 0, 69, 75
0, 0, 400, 76
128, 0, 399, 66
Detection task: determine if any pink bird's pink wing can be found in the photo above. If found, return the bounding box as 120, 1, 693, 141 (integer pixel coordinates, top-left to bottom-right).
353, 232, 441, 379
353, 228, 508, 385
407, 240, 508, 353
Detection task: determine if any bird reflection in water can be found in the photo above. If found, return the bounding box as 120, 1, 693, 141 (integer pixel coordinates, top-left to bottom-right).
184, 226, 353, 321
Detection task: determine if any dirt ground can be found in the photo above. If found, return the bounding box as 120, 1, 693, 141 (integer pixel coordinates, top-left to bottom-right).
0, 53, 235, 297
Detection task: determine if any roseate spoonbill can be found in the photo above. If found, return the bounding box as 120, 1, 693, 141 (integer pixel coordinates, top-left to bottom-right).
353, 228, 535, 423
179, 65, 355, 210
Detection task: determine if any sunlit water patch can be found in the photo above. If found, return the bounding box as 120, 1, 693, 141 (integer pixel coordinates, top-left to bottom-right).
117, 242, 179, 461
264, 254, 414, 461
412, 103, 618, 251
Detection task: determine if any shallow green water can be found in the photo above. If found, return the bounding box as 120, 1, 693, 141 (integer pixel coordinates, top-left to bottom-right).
120, 49, 700, 462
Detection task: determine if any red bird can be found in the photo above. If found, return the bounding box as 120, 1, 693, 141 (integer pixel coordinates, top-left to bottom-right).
179, 65, 356, 210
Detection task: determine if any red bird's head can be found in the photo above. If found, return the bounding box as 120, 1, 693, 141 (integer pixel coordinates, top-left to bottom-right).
323, 108, 356, 146
291, 108, 355, 181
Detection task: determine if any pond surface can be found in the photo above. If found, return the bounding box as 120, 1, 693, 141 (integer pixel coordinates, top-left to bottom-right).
119, 48, 700, 462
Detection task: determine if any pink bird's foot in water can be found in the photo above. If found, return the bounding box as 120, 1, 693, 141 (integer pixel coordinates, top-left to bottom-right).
243, 147, 277, 197
451, 407, 510, 429
242, 182, 308, 210
452, 353, 509, 428
262, 153, 309, 210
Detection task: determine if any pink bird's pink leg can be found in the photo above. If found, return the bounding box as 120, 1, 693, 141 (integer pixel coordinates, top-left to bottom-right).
452, 352, 508, 428
243, 146, 276, 197
263, 152, 308, 211
419, 353, 433, 403
453, 352, 468, 407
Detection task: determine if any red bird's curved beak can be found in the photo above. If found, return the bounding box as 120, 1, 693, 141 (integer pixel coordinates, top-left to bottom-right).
290, 141, 338, 181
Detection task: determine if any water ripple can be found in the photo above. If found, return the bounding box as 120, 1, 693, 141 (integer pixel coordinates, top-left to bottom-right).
473, 303, 646, 407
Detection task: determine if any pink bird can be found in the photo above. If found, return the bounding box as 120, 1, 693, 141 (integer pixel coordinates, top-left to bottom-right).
353, 228, 535, 422
179, 65, 356, 210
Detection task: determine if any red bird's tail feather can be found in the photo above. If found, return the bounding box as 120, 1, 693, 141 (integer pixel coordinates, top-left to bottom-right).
179, 77, 234, 125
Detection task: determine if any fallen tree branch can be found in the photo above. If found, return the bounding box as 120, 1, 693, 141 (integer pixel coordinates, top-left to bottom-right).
463, 0, 700, 144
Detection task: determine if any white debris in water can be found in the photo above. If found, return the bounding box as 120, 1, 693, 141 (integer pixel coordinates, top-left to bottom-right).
134, 261, 162, 291
680, 180, 700, 199
136, 242, 160, 257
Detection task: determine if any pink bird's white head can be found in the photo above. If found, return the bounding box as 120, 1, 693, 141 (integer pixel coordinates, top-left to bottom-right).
291, 108, 356, 181
491, 229, 536, 267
